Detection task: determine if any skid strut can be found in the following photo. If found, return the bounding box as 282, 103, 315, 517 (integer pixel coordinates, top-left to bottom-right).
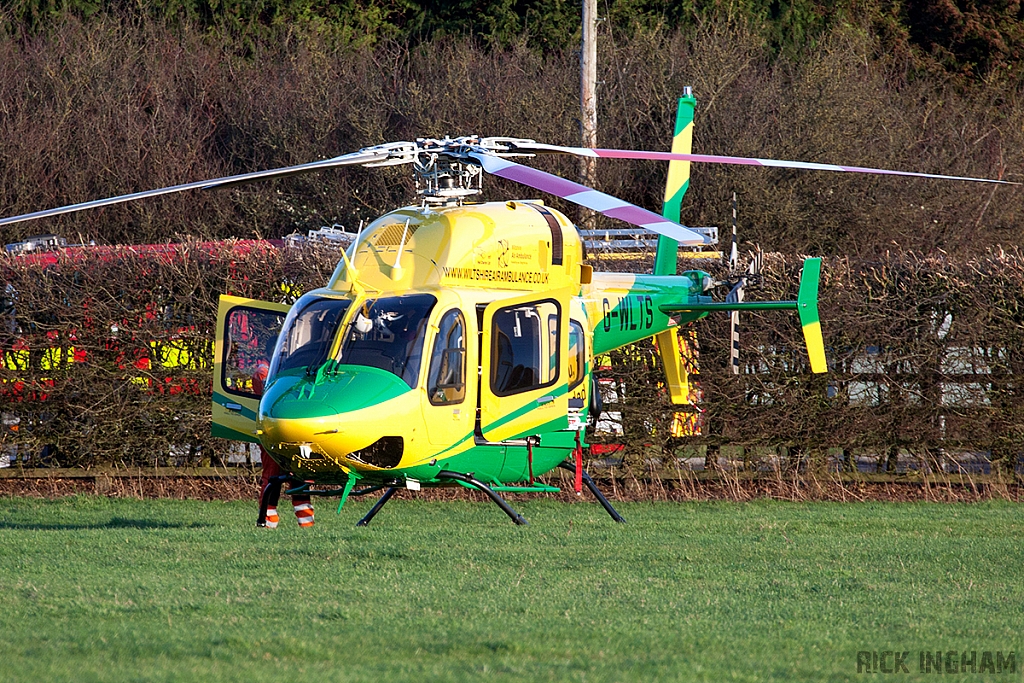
558, 461, 626, 523
437, 470, 529, 525
355, 487, 399, 527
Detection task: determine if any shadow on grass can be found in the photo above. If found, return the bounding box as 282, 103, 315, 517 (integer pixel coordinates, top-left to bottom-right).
0, 517, 211, 531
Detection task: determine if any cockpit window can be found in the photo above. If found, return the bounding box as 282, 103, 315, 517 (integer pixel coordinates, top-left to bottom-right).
339, 294, 436, 388
268, 297, 350, 379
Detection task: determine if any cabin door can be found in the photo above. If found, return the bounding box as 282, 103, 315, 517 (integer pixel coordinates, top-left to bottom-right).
422, 304, 475, 446
478, 290, 571, 443
212, 295, 291, 443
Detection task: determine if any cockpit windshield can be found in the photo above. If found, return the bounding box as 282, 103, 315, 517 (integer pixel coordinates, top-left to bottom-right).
268, 297, 351, 380
339, 294, 436, 388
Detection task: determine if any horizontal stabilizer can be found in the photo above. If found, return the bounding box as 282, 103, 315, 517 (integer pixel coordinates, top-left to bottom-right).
658, 258, 827, 373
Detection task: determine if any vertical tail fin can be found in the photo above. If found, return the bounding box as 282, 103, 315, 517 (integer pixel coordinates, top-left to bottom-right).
653, 87, 696, 276
656, 89, 698, 409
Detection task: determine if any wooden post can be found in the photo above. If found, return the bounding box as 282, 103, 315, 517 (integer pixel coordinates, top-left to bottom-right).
580, 0, 597, 230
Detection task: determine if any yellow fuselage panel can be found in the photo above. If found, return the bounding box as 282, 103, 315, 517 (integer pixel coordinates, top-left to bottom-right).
329, 201, 583, 294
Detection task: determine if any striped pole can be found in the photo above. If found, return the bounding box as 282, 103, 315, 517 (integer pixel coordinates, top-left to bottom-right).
730, 296, 742, 375
730, 192, 741, 375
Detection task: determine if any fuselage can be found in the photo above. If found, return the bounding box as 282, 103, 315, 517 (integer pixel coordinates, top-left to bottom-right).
253, 201, 710, 487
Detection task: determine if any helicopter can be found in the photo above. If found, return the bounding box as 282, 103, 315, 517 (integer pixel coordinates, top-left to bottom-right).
0, 90, 1014, 526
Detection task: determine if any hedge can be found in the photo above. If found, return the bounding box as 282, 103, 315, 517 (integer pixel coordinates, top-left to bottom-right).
2, 242, 1021, 481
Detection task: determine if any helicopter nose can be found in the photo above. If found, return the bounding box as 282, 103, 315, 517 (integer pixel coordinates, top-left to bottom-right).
257, 365, 417, 467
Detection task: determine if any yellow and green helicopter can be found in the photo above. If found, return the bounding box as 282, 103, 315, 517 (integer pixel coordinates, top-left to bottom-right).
1, 92, 1013, 525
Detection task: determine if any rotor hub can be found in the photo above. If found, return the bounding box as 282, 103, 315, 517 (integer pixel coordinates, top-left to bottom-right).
357, 136, 539, 206
413, 154, 483, 204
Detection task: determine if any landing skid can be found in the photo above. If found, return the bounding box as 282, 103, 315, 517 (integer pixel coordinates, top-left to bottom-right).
558, 461, 626, 523
353, 472, 530, 527
437, 470, 529, 525
268, 466, 623, 527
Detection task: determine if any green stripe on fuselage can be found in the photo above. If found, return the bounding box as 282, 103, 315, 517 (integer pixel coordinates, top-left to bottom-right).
480, 383, 569, 437
213, 392, 257, 421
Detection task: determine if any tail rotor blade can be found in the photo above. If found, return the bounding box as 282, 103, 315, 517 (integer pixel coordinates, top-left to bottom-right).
726, 275, 745, 376
729, 191, 739, 276
730, 309, 741, 376
732, 282, 745, 377
725, 280, 743, 304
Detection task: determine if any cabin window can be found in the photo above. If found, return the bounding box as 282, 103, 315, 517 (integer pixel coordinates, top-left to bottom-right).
491, 299, 560, 396
223, 306, 288, 397
427, 309, 466, 405
568, 320, 585, 391
268, 297, 350, 380
339, 294, 436, 388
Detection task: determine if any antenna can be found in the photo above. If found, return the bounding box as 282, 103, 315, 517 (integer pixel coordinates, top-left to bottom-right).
390, 219, 410, 280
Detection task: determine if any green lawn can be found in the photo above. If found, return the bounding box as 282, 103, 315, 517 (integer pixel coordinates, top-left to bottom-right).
0, 496, 1021, 682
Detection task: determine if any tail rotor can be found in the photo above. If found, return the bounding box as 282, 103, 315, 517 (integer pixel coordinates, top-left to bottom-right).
723, 193, 762, 375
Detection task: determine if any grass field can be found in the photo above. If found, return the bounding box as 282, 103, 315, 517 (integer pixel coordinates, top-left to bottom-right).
0, 496, 1021, 682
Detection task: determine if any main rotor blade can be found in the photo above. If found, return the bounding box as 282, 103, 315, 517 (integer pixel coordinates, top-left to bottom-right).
0, 149, 390, 228
515, 142, 1018, 186
469, 152, 711, 246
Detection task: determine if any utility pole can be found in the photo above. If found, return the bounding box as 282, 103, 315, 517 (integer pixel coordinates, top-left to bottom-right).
580, 0, 597, 230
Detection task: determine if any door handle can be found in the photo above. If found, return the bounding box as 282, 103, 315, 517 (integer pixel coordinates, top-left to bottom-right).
537, 395, 555, 405
224, 403, 243, 412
